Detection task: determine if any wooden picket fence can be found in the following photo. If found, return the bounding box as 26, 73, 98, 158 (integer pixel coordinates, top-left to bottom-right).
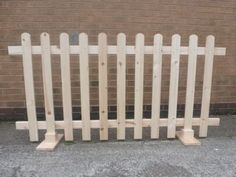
8, 32, 226, 150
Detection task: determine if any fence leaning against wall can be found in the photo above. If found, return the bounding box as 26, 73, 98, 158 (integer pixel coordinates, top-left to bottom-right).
8, 32, 226, 151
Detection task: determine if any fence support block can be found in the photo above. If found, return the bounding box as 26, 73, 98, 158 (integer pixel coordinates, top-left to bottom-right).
36, 133, 63, 151
176, 129, 200, 145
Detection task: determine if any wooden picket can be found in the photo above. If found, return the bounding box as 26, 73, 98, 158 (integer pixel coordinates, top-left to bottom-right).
79, 33, 91, 141
8, 33, 226, 150
60, 33, 73, 141
150, 34, 163, 139
117, 33, 126, 140
98, 33, 109, 141
168, 34, 181, 138
199, 36, 215, 137
134, 34, 145, 140
176, 35, 200, 145
21, 33, 38, 142
37, 33, 63, 150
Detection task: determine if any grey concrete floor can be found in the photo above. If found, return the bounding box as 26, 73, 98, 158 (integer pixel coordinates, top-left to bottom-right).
0, 115, 235, 177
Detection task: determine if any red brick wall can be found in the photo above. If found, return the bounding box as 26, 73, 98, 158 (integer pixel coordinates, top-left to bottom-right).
0, 0, 236, 119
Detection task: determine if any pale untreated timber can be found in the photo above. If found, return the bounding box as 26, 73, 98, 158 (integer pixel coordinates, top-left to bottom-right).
199, 36, 215, 137
60, 33, 73, 141
117, 33, 126, 140
36, 134, 63, 151
98, 33, 108, 140
134, 33, 145, 139
176, 35, 200, 145
183, 35, 198, 130
21, 33, 39, 142
38, 33, 62, 150
79, 33, 91, 141
167, 34, 181, 138
16, 118, 220, 130
41, 33, 56, 135
8, 45, 226, 56
8, 33, 226, 147
176, 130, 201, 145
151, 34, 163, 139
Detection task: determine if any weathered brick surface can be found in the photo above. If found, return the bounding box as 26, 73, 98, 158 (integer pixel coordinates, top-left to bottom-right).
0, 0, 236, 119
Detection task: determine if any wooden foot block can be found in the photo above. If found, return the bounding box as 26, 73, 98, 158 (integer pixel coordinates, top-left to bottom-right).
36, 134, 63, 151
176, 130, 201, 146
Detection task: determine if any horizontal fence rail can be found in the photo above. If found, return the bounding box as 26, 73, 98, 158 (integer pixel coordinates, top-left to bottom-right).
8, 32, 226, 150
9, 45, 226, 55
